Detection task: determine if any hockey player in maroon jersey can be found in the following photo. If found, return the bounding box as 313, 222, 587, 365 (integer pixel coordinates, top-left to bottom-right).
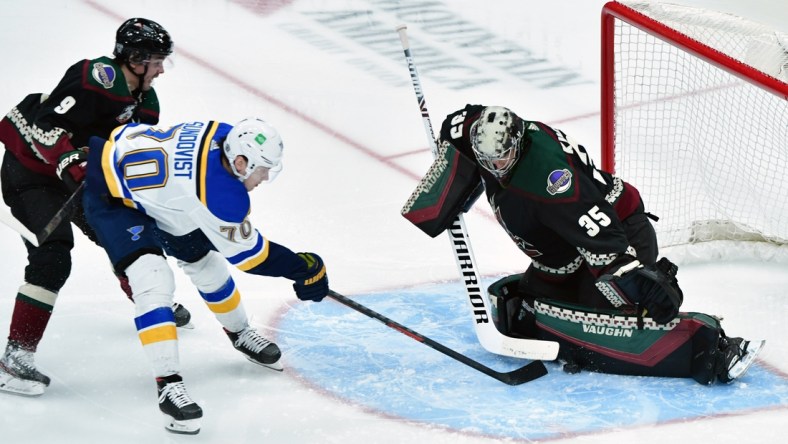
0, 18, 191, 397
405, 104, 763, 384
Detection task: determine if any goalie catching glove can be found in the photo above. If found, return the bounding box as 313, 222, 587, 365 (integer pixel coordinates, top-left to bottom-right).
595, 257, 683, 324
55, 148, 88, 192
291, 252, 328, 302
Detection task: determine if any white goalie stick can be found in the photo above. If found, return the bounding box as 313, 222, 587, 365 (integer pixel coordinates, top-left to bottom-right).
0, 181, 85, 247
396, 25, 559, 361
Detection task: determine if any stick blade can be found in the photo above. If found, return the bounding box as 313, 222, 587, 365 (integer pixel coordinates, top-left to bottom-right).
500, 360, 548, 386
0, 206, 39, 246
478, 332, 560, 361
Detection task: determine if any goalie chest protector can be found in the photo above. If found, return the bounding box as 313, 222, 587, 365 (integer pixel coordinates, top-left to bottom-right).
401, 141, 481, 238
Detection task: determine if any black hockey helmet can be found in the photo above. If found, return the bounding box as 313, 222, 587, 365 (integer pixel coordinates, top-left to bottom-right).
113, 18, 173, 64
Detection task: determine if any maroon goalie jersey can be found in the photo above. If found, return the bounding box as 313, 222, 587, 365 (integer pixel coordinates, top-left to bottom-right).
0, 56, 161, 177
439, 104, 643, 279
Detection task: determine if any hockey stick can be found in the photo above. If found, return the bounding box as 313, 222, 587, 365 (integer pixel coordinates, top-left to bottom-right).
327, 290, 547, 385
0, 205, 38, 246
37, 182, 86, 246
395, 25, 559, 361
0, 182, 85, 247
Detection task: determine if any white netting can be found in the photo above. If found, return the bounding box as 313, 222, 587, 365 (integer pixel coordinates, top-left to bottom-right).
608, 1, 788, 255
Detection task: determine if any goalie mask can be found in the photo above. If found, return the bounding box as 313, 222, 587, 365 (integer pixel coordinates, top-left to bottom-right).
470, 106, 526, 180
223, 117, 284, 183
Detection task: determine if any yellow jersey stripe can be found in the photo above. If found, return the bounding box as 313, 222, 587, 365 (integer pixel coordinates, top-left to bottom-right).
236, 238, 270, 271
198, 122, 219, 207
102, 126, 126, 199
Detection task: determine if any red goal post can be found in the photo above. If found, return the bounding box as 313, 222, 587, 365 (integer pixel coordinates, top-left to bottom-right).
600, 1, 788, 253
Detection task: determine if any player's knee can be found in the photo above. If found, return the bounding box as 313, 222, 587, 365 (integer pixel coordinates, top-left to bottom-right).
179, 252, 229, 293
125, 254, 175, 308
25, 241, 73, 291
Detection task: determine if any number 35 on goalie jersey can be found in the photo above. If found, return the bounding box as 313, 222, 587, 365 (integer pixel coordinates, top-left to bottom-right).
95, 120, 271, 271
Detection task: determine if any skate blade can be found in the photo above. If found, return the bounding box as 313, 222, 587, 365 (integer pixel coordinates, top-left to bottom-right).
176, 321, 195, 330
246, 355, 284, 372
0, 373, 46, 397
728, 339, 765, 381
164, 416, 201, 435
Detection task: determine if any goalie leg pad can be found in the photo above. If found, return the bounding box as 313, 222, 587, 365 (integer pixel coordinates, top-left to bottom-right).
534, 299, 727, 383
487, 274, 524, 336
487, 273, 545, 338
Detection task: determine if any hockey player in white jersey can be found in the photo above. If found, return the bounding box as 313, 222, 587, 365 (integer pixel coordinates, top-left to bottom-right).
81, 117, 329, 435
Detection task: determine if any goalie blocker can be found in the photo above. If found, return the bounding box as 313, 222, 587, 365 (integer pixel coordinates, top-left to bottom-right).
488, 274, 764, 385
401, 140, 482, 237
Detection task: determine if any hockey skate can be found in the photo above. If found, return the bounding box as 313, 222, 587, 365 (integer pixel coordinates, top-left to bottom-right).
172, 302, 194, 329
0, 341, 50, 396
717, 336, 765, 383
157, 374, 203, 434
226, 327, 283, 371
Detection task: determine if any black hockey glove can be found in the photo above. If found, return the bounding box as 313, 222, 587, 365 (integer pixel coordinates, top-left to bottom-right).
292, 252, 328, 302
55, 148, 88, 192
595, 257, 683, 324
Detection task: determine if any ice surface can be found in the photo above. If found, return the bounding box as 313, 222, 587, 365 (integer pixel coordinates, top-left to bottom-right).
0, 1, 785, 443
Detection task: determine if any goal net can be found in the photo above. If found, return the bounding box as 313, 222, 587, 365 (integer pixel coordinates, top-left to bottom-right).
601, 1, 788, 260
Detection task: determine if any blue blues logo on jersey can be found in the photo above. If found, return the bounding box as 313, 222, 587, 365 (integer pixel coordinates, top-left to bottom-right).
127, 225, 145, 241
546, 169, 572, 195
92, 62, 116, 89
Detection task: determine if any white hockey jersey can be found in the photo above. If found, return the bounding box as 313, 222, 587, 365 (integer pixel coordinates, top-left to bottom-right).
97, 121, 270, 271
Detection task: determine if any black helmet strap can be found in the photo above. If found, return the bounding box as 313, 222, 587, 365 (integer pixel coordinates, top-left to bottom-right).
122, 58, 148, 104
